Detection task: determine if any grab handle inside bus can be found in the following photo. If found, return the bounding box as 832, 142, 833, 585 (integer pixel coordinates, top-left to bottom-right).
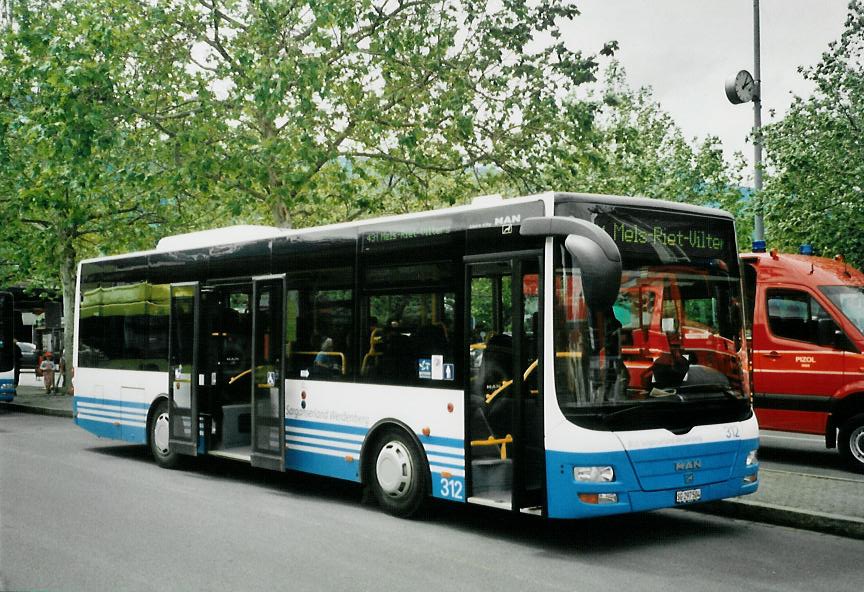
520, 216, 622, 310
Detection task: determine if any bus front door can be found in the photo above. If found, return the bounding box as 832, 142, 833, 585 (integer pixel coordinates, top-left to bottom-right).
250, 276, 286, 471
466, 255, 543, 513
168, 282, 200, 456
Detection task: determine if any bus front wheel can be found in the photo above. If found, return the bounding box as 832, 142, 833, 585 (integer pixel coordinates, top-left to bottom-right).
370, 429, 428, 518
838, 413, 864, 473
149, 400, 183, 469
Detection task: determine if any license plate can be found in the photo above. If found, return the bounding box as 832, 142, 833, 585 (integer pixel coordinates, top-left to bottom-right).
675, 488, 702, 504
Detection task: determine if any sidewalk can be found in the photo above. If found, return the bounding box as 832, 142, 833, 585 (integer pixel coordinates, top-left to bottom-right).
692, 468, 864, 540
2, 384, 863, 539
2, 373, 73, 418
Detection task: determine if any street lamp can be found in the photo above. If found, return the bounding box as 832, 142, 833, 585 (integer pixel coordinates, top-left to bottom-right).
725, 0, 764, 252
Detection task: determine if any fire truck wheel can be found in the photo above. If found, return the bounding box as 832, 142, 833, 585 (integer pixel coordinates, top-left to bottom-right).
838, 413, 864, 474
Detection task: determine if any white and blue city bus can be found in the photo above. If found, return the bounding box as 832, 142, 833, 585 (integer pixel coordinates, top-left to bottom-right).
0, 291, 16, 402
73, 193, 759, 518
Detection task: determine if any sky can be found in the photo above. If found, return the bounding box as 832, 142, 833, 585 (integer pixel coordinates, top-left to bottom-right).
564, 0, 850, 175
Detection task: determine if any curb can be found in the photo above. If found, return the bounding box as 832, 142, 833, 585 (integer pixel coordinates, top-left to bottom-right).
1, 402, 73, 419
686, 499, 864, 540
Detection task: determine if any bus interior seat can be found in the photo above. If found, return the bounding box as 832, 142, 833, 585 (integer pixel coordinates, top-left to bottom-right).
361, 328, 383, 376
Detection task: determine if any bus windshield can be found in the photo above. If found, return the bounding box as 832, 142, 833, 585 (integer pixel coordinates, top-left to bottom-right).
552, 205, 751, 431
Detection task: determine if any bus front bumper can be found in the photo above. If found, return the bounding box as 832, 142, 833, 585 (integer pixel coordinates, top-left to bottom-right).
545, 440, 759, 519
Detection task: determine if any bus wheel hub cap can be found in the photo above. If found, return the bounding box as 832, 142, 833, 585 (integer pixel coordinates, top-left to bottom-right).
376, 442, 412, 498
154, 412, 170, 455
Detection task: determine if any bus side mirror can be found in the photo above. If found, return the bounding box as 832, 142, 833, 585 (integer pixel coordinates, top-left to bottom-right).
520, 216, 622, 311
564, 234, 622, 310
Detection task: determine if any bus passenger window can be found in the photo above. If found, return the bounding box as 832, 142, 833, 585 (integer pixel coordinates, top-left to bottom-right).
363, 292, 456, 387
284, 288, 353, 381
78, 281, 171, 372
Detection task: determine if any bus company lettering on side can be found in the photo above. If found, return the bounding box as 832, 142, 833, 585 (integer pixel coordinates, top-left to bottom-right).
744, 250, 864, 473
72, 192, 760, 522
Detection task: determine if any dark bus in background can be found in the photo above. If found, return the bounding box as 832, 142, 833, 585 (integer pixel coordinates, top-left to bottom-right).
1, 291, 15, 401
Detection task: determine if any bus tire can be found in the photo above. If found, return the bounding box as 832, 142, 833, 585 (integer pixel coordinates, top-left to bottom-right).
149, 399, 183, 469
369, 429, 428, 518
838, 413, 864, 474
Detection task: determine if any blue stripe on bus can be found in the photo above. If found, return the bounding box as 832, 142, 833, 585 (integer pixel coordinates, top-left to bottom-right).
74, 401, 467, 491
75, 416, 147, 444
286, 439, 361, 455
419, 434, 463, 449
284, 418, 369, 436
284, 430, 363, 448
74, 395, 151, 409
74, 396, 150, 445
285, 448, 361, 482
284, 418, 463, 452
426, 459, 464, 470
424, 449, 464, 461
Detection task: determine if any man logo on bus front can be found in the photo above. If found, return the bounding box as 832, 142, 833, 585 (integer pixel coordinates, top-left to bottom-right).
675, 459, 702, 471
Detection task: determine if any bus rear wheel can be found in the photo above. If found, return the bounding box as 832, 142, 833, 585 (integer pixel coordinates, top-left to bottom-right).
149, 399, 183, 469
838, 413, 864, 474
370, 429, 428, 518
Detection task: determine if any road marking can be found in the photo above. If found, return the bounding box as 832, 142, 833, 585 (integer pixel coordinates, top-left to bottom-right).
760, 433, 822, 443
761, 467, 864, 484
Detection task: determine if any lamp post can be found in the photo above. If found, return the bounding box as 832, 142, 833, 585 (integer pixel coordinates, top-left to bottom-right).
725, 0, 764, 252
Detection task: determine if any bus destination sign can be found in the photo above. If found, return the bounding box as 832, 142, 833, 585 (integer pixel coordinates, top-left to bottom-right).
608, 221, 725, 251
592, 207, 736, 265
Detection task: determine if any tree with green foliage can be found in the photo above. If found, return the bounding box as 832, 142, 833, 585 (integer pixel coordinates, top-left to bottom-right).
171, 0, 611, 227
0, 0, 211, 387
761, 0, 864, 265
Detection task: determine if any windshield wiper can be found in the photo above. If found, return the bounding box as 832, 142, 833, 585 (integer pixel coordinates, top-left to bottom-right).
674, 384, 744, 400
600, 399, 684, 421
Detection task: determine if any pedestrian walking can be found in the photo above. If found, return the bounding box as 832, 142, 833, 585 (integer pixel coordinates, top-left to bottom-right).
39, 352, 55, 394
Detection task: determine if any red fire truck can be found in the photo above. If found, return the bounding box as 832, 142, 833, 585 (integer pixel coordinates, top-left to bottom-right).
742, 250, 864, 472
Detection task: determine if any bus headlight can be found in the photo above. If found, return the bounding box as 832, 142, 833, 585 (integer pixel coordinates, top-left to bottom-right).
745, 449, 758, 466
573, 466, 614, 482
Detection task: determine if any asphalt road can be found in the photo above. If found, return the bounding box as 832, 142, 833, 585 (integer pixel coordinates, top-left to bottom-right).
1, 411, 862, 592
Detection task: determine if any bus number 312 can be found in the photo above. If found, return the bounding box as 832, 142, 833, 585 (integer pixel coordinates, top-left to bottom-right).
440, 478, 464, 500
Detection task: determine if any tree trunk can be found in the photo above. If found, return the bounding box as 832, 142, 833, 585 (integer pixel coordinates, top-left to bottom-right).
59, 232, 77, 395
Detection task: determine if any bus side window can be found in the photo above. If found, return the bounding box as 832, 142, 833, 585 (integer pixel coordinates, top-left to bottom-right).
284, 287, 353, 381
363, 291, 456, 387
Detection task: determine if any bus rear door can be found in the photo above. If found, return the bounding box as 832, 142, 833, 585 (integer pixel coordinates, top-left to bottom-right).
168, 282, 200, 456
250, 276, 286, 471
